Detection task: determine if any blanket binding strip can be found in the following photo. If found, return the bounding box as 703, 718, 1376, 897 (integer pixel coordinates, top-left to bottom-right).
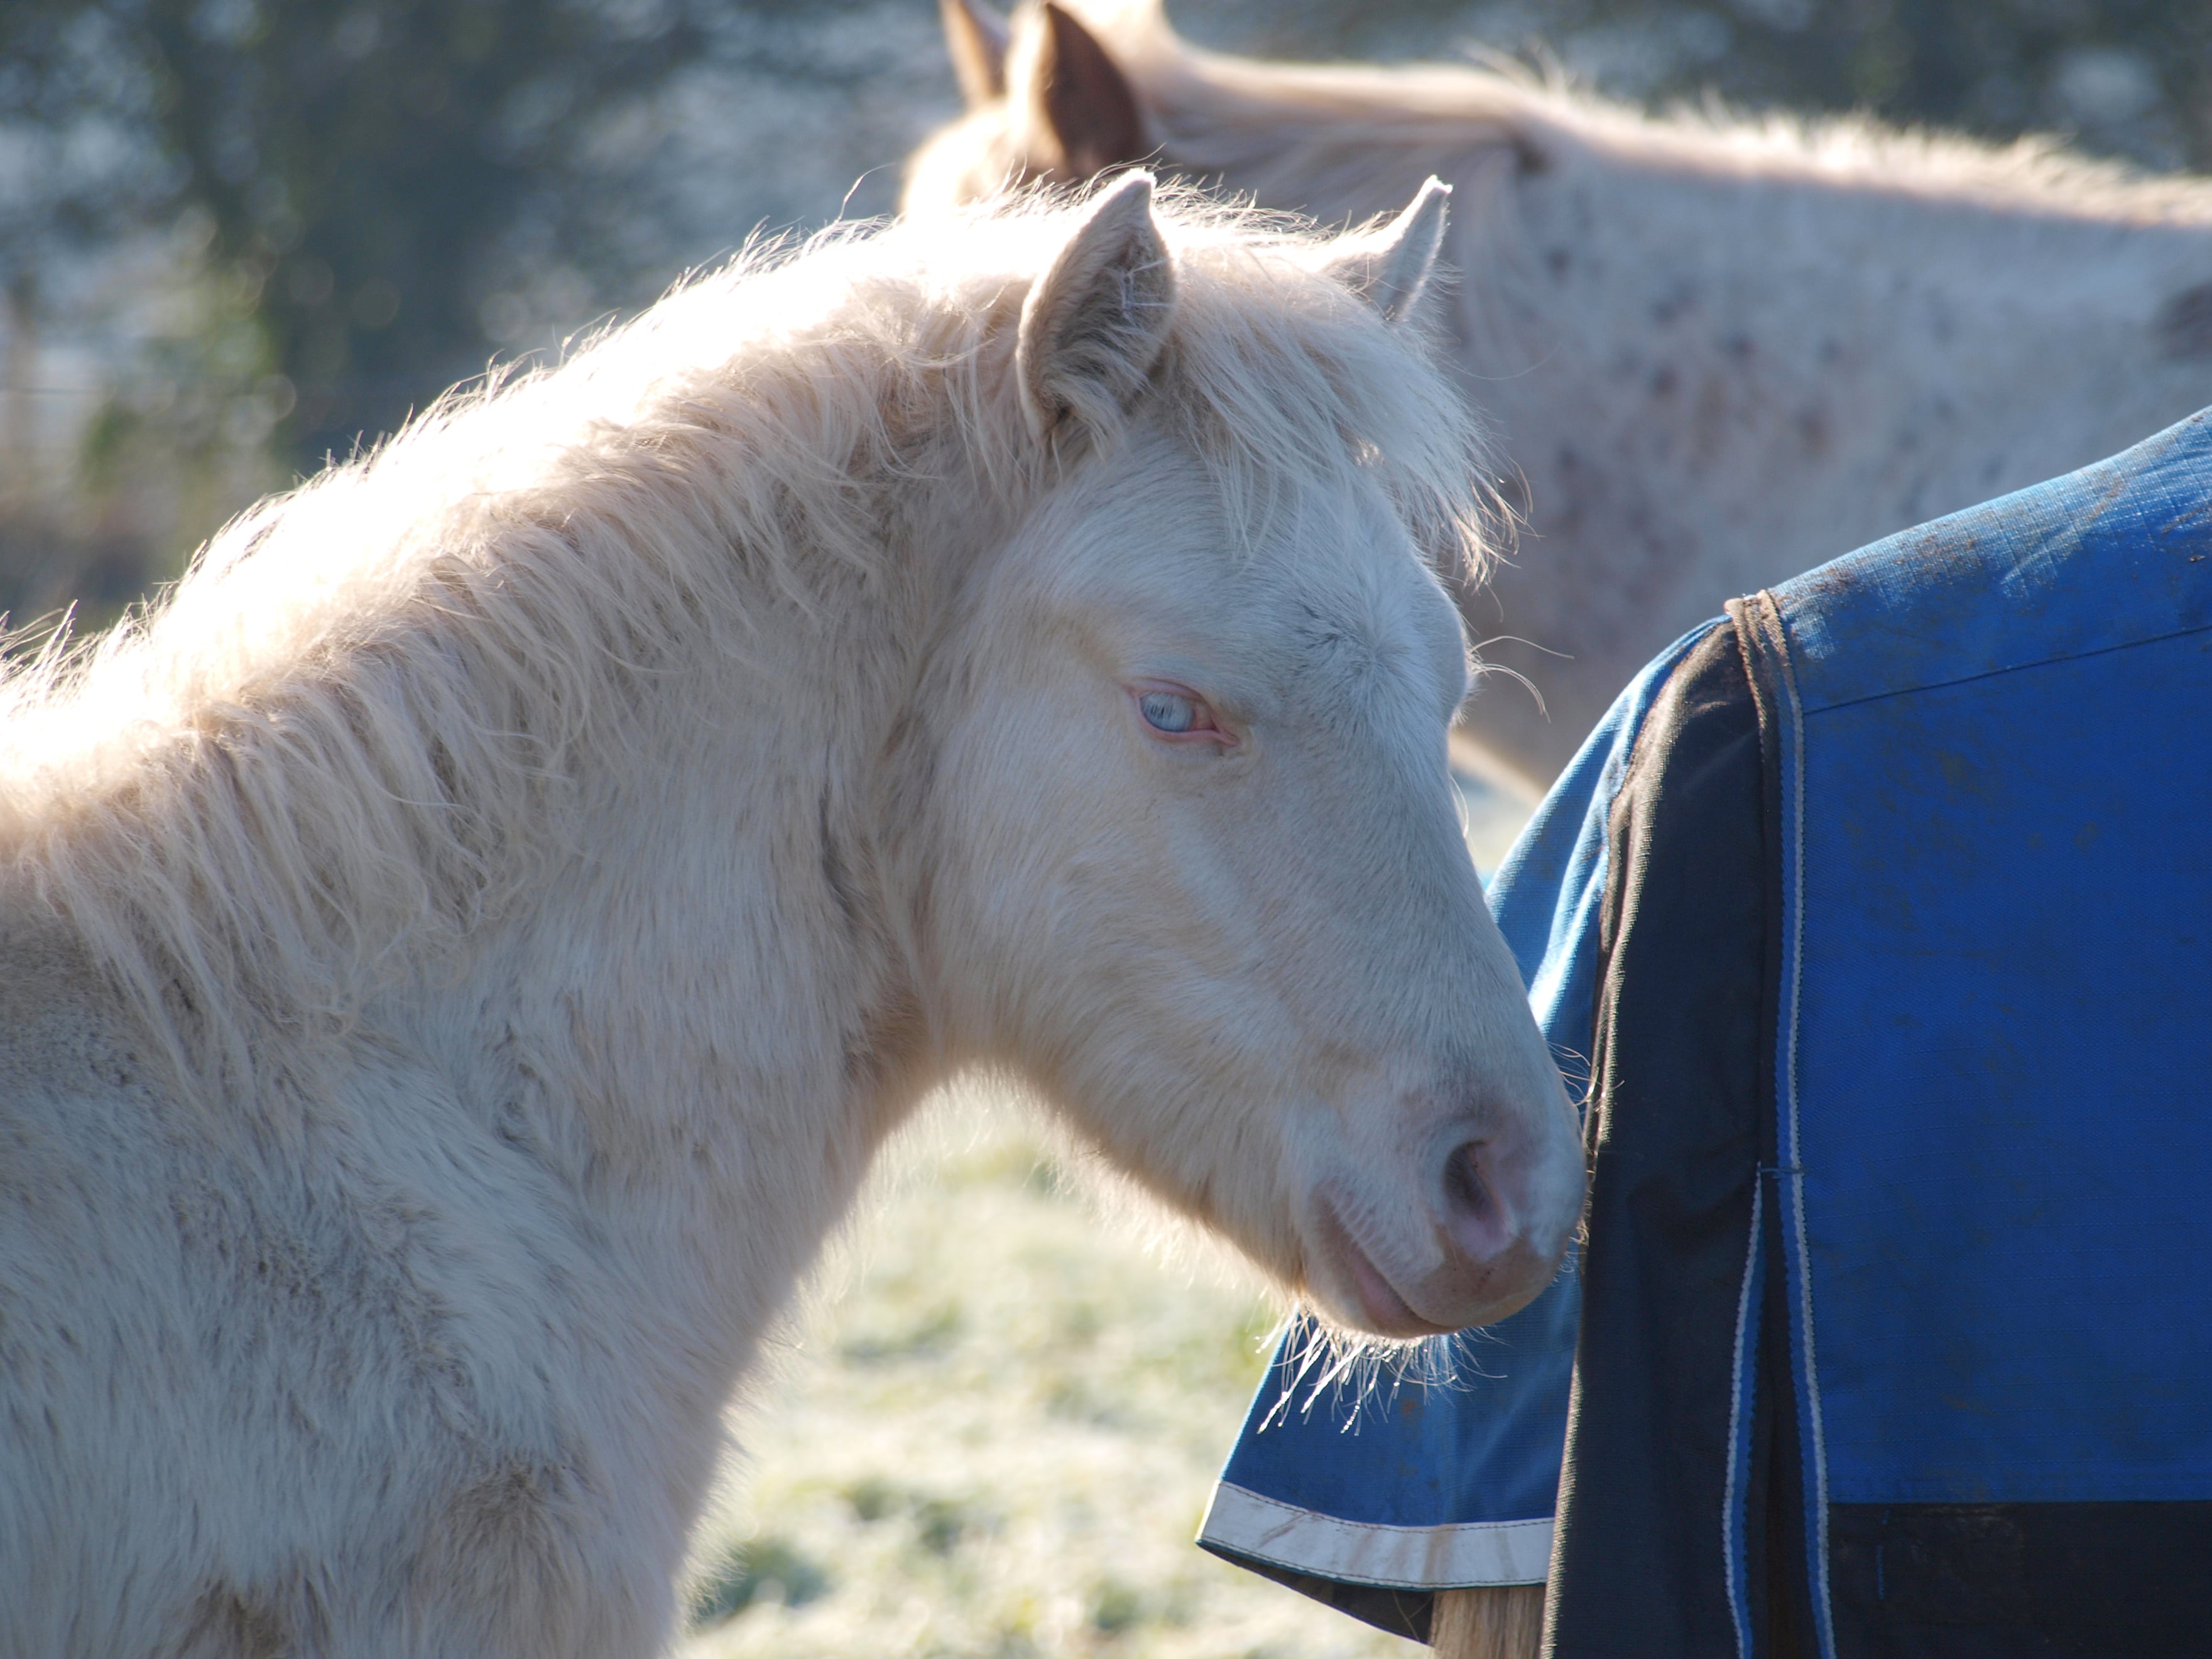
1762, 591, 1840, 1659
1197, 1483, 1553, 1588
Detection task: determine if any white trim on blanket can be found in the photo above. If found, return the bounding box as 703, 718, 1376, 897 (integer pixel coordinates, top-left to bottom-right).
1198, 1482, 1554, 1589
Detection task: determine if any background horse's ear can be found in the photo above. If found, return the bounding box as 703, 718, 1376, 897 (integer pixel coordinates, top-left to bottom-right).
1324, 177, 1453, 325
1017, 2, 1149, 178
1017, 171, 1175, 440
941, 0, 1010, 107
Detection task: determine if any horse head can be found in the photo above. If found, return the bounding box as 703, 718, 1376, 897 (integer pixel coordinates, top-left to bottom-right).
892, 175, 1583, 1335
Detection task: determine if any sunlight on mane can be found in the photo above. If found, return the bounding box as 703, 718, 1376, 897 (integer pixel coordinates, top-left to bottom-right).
0, 182, 1488, 1108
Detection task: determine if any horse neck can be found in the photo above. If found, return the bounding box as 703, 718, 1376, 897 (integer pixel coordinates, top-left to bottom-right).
23, 410, 992, 1369
1150, 65, 2212, 401
396, 507, 967, 1356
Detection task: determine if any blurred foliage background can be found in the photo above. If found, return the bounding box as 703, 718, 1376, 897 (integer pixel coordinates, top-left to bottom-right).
1, 0, 2206, 626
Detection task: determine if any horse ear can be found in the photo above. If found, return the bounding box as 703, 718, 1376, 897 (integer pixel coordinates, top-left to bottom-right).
1020, 1, 1148, 178
941, 0, 1010, 107
1017, 170, 1175, 440
1325, 177, 1452, 325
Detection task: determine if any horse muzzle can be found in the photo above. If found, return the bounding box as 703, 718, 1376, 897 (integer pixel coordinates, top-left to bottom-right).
1304, 1106, 1586, 1337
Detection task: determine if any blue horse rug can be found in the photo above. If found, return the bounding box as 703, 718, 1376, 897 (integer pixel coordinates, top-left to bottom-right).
1199, 411, 2212, 1655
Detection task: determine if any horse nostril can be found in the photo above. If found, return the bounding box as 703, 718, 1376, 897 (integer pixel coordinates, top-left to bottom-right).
1444, 1141, 1490, 1217
1440, 1140, 1513, 1259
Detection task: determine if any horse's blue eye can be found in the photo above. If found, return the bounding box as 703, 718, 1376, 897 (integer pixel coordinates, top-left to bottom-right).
1139, 690, 1197, 733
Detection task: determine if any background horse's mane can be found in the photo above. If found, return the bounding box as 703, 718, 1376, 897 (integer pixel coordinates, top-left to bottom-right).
1052, 0, 2212, 221
0, 183, 1487, 1102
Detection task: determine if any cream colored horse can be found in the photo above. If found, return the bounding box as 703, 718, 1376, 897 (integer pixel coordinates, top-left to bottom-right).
0, 178, 1583, 1656
910, 0, 2212, 792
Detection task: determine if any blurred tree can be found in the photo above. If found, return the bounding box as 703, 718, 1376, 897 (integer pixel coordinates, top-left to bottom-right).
2, 0, 714, 470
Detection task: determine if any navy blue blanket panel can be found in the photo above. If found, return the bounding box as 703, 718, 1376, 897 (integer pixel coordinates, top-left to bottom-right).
1546, 615, 1776, 1658
1198, 408, 2212, 1656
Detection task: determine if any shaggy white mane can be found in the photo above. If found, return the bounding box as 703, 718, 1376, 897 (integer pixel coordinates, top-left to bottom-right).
1064, 0, 2212, 221
0, 185, 1486, 1100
